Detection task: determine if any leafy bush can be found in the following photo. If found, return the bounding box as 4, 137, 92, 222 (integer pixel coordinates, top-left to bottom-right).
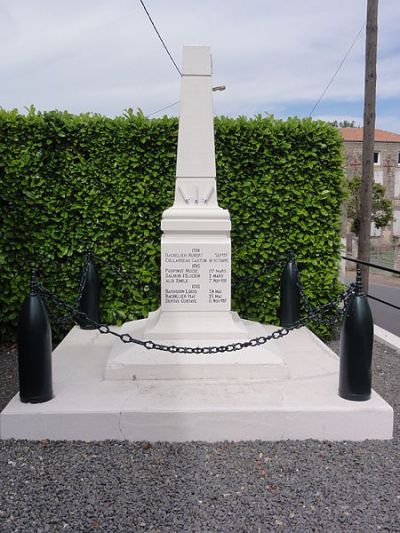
0, 109, 345, 342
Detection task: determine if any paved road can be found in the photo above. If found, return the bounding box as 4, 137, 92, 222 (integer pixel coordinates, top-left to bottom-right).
346, 273, 400, 336
368, 281, 400, 336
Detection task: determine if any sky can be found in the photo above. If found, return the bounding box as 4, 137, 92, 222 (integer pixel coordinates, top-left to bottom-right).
1, 0, 399, 132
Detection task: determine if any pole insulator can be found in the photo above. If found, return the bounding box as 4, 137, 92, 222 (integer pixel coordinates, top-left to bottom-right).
339, 267, 373, 401
78, 253, 100, 329
17, 269, 53, 403
279, 252, 301, 327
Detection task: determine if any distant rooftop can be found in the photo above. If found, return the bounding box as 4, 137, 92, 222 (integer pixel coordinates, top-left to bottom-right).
340, 127, 400, 143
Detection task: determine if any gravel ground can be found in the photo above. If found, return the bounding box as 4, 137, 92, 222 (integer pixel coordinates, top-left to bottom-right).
0, 339, 399, 532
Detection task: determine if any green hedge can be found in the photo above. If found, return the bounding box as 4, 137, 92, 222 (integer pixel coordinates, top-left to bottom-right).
0, 108, 345, 342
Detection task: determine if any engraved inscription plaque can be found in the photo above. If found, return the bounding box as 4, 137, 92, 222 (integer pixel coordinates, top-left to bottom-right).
161, 242, 231, 311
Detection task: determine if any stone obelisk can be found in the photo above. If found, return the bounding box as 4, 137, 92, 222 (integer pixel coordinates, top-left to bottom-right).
105, 45, 287, 380
144, 45, 247, 340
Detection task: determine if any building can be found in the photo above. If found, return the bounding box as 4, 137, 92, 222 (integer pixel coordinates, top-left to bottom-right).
340, 127, 400, 247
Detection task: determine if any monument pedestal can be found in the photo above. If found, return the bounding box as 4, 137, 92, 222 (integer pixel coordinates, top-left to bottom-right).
0, 325, 393, 441
104, 310, 289, 381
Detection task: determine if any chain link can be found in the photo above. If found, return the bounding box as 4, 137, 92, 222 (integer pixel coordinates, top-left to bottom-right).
233, 250, 353, 329
290, 253, 354, 328
292, 256, 313, 315
232, 253, 290, 288
34, 280, 355, 355
39, 254, 90, 326
75, 253, 90, 305
33, 249, 357, 353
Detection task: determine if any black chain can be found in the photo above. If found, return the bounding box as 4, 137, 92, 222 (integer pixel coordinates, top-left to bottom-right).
75, 253, 90, 305
233, 251, 351, 330
232, 253, 290, 287
292, 256, 313, 315
40, 254, 90, 326
36, 281, 147, 348
39, 250, 355, 335
291, 253, 353, 328
34, 281, 355, 355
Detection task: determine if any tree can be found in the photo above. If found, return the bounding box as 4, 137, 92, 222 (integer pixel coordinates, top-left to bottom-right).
329, 120, 357, 128
347, 176, 394, 235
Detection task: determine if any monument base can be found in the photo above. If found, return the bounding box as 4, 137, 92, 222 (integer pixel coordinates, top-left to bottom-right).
0, 323, 393, 442
104, 310, 288, 381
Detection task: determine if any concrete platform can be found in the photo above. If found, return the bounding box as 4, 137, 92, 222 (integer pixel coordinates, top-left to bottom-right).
105, 311, 289, 381
0, 323, 393, 442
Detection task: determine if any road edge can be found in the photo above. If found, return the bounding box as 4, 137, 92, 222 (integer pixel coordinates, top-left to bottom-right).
374, 324, 400, 352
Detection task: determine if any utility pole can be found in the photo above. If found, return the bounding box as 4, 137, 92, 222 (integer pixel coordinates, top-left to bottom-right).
358, 0, 378, 294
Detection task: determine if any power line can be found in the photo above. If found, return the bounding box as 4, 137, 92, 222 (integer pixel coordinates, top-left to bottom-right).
146, 100, 180, 118
309, 21, 366, 117
146, 86, 226, 118
138, 0, 182, 76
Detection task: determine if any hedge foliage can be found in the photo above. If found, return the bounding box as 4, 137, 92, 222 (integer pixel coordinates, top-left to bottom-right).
0, 108, 345, 342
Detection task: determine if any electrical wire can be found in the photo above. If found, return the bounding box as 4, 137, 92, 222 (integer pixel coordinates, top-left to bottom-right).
138, 0, 182, 76
146, 100, 180, 118
146, 87, 226, 118
309, 21, 366, 117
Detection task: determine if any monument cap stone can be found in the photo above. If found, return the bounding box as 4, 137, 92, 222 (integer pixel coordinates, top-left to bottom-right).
181, 45, 212, 76
176, 45, 216, 180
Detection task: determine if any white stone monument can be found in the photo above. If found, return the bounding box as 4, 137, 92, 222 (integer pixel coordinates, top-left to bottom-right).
104, 46, 288, 380
0, 46, 393, 442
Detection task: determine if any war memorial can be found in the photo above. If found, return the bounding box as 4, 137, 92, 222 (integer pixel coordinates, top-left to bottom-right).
0, 47, 393, 442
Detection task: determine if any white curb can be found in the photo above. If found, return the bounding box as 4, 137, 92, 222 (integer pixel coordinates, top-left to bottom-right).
374, 325, 400, 352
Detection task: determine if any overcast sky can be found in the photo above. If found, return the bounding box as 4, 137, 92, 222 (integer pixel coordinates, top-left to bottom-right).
1, 0, 399, 132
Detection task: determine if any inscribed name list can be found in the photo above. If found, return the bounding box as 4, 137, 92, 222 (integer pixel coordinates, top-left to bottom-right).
161, 243, 231, 311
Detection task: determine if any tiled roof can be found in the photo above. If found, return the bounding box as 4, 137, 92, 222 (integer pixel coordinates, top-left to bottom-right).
340, 127, 400, 143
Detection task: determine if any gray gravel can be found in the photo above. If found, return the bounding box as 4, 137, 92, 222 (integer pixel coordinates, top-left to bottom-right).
1, 339, 399, 533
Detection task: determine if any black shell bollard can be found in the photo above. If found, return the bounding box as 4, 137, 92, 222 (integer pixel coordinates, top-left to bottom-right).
17, 270, 53, 403
78, 253, 100, 329
279, 253, 301, 327
339, 267, 373, 401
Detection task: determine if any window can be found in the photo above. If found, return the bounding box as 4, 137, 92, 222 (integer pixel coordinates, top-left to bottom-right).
398, 152, 400, 166
374, 151, 380, 165
374, 169, 383, 184
370, 222, 382, 237
393, 210, 400, 236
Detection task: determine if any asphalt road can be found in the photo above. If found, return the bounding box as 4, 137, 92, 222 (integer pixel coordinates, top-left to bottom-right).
346, 273, 400, 336
368, 282, 400, 336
